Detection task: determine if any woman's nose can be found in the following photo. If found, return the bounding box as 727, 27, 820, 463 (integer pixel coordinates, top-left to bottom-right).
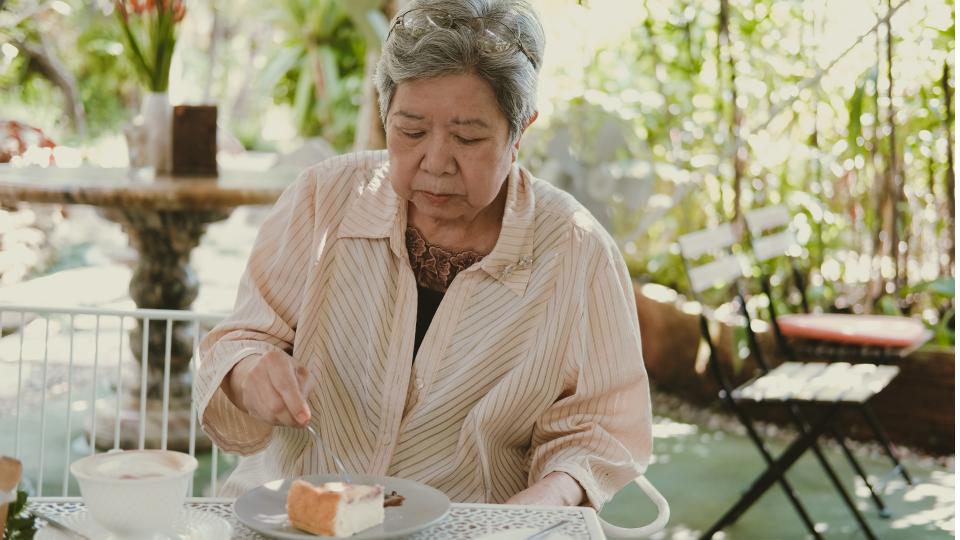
420, 134, 457, 176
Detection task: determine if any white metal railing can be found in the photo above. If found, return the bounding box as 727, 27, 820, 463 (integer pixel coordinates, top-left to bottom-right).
1, 303, 668, 536
0, 303, 226, 498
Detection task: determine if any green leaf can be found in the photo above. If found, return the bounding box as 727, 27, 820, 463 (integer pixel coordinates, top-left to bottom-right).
4, 491, 37, 540
260, 45, 307, 92
364, 10, 391, 42
847, 76, 866, 151
116, 14, 153, 87
317, 46, 342, 99
731, 324, 749, 374
925, 277, 955, 298
877, 295, 903, 317
933, 306, 955, 346
339, 2, 389, 46
293, 55, 316, 134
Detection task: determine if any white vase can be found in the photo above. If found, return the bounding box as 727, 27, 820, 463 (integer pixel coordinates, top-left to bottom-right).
140, 91, 172, 174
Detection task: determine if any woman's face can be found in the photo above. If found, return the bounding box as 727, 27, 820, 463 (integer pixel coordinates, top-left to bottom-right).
386, 73, 520, 227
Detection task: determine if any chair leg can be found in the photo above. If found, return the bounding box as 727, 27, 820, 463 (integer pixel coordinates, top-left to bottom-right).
830, 425, 890, 518
700, 404, 831, 540
791, 402, 889, 517
786, 408, 878, 540
859, 403, 914, 485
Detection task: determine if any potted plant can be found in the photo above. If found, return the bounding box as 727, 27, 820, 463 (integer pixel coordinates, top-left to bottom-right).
113, 0, 186, 173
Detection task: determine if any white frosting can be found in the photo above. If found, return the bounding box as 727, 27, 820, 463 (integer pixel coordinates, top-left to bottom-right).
332, 491, 384, 537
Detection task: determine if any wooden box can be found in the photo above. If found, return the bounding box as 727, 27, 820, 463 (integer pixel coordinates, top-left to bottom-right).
172, 105, 218, 176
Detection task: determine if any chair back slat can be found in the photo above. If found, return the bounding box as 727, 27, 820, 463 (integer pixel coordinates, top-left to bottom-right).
744, 205, 791, 235
678, 224, 752, 395
688, 255, 745, 293
752, 230, 797, 262
678, 223, 743, 294
742, 206, 812, 333
677, 223, 737, 260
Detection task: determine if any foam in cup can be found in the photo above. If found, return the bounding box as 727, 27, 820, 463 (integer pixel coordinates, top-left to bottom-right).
87, 451, 185, 480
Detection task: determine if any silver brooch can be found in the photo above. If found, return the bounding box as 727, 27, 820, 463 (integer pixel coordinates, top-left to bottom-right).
499, 256, 533, 279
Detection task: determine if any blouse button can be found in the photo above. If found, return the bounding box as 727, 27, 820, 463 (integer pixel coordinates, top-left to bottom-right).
415, 378, 425, 390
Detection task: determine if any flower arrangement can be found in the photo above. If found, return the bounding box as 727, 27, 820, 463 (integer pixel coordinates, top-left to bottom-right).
114, 0, 186, 92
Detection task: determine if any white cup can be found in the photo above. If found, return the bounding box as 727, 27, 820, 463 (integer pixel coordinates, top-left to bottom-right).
70, 449, 198, 538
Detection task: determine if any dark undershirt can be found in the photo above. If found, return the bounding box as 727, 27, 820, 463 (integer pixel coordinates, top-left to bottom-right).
414, 286, 445, 360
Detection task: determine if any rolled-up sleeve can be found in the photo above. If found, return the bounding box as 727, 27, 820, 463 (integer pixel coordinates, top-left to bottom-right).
528, 250, 653, 510
195, 169, 317, 455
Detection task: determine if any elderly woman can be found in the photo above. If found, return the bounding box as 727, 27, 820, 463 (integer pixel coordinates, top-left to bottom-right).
196, 0, 652, 508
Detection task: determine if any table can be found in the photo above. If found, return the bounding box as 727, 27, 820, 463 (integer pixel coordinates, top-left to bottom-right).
29, 498, 607, 539
0, 165, 295, 449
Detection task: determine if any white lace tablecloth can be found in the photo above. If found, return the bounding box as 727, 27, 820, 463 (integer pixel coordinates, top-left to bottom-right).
30, 497, 606, 539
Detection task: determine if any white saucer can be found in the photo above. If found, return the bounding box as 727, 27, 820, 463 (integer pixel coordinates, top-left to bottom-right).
36, 507, 232, 540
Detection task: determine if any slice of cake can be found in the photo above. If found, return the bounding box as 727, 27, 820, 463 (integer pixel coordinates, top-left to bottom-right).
287, 480, 385, 537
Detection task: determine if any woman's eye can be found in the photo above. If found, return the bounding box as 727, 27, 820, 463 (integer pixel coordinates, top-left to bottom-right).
402, 130, 425, 139
456, 136, 482, 145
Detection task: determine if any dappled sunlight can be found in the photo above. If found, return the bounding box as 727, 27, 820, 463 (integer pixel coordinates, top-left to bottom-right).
888, 471, 956, 533
608, 389, 956, 540
640, 283, 679, 303
652, 418, 698, 440
649, 525, 707, 540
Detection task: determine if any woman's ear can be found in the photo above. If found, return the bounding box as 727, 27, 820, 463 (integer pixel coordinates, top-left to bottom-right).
512, 111, 539, 160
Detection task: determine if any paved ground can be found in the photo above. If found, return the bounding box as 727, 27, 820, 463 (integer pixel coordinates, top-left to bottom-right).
0, 205, 953, 539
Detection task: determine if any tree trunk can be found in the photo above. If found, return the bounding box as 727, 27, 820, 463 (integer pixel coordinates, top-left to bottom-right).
354, 48, 386, 150
805, 3, 824, 272
867, 7, 884, 311
641, 3, 673, 128
885, 0, 906, 291
941, 61, 955, 275
14, 36, 86, 136
352, 1, 402, 150
718, 0, 744, 223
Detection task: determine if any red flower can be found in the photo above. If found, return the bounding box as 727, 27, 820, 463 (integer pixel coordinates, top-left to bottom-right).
172, 0, 186, 22
112, 0, 185, 91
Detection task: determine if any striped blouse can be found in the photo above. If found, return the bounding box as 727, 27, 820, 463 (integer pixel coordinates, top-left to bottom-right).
195, 151, 653, 508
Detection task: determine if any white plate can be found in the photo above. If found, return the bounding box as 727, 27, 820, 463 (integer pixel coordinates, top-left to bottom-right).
36, 507, 232, 540
234, 474, 451, 539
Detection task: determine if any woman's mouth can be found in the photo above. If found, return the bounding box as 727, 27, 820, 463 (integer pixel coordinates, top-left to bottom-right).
421, 191, 453, 204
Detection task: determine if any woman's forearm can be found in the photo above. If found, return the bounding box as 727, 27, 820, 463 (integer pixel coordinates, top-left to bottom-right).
505, 471, 587, 506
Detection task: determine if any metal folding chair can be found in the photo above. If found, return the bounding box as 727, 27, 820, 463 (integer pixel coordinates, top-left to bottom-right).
678, 224, 900, 540
744, 206, 916, 488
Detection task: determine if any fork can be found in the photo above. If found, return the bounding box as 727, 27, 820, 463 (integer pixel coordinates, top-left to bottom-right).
522, 519, 570, 540
304, 424, 353, 484
34, 511, 93, 540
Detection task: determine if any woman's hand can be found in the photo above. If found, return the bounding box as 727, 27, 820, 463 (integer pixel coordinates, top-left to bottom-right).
222, 350, 313, 427
505, 472, 587, 507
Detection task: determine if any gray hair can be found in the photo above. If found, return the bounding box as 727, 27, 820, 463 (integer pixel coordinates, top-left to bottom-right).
375, 0, 545, 142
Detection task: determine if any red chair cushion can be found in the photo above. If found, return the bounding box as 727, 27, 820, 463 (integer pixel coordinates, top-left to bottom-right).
777, 313, 930, 348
